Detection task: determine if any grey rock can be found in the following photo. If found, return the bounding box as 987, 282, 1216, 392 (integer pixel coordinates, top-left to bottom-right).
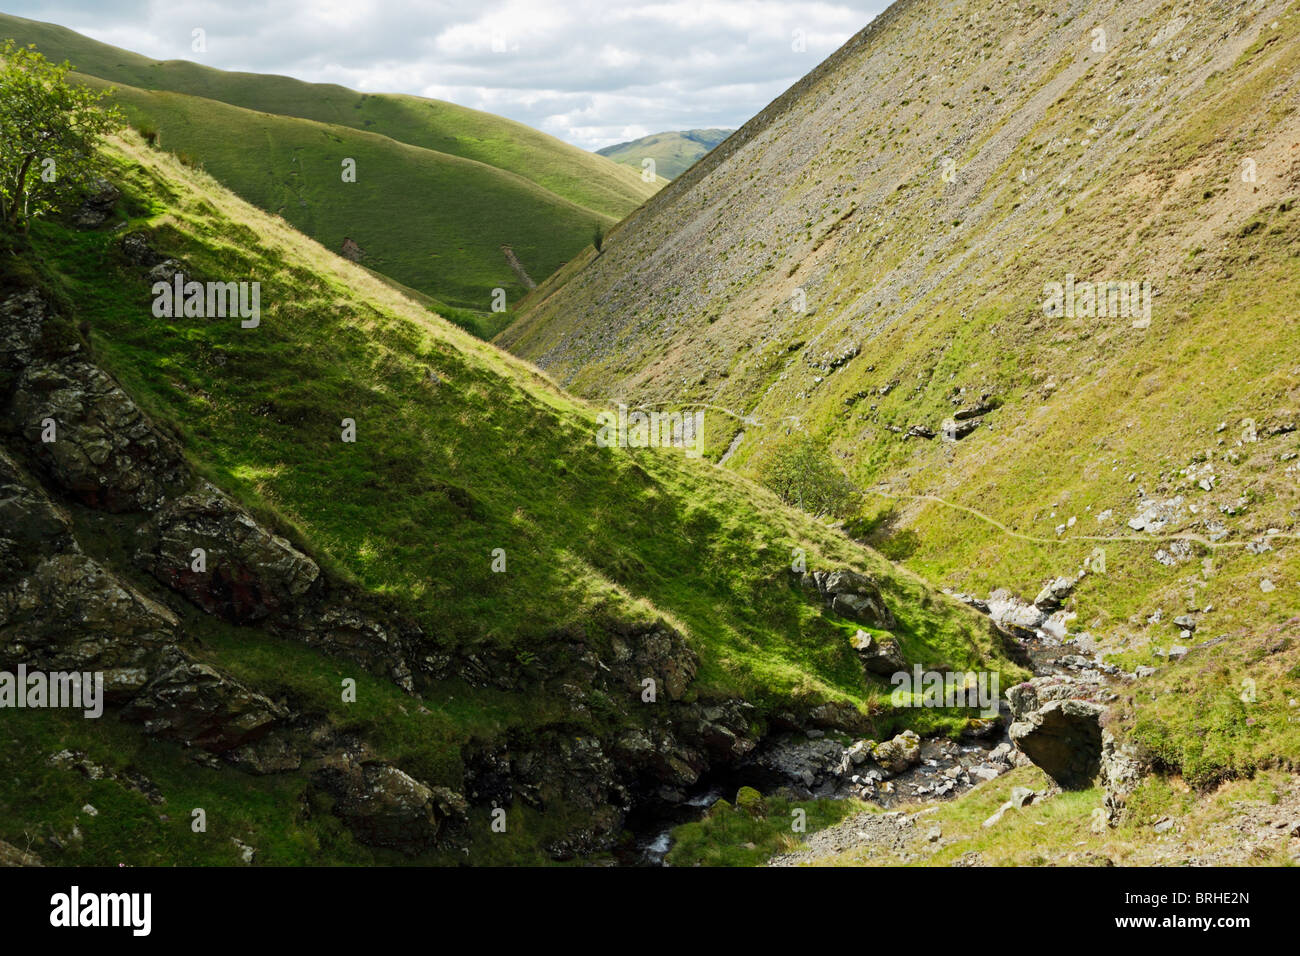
850, 629, 906, 675
122, 646, 288, 753
9, 359, 187, 512
73, 178, 119, 227
873, 730, 921, 775
1034, 576, 1077, 610
1007, 676, 1107, 788
0, 554, 177, 696
135, 482, 321, 625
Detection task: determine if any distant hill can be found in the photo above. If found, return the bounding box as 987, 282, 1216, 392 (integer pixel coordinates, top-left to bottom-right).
0, 12, 659, 319
597, 129, 733, 180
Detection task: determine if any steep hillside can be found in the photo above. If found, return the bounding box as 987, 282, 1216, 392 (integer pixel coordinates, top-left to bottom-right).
0, 130, 1019, 865
501, 0, 1300, 799
597, 129, 733, 180
0, 12, 658, 315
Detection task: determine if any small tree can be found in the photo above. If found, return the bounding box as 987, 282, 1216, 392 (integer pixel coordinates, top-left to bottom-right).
0, 41, 122, 231
592, 222, 605, 252
758, 432, 861, 519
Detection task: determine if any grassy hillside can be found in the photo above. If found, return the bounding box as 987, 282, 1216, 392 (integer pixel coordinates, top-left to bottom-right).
597, 129, 733, 180
0, 130, 1020, 864
0, 12, 658, 316
501, 0, 1300, 792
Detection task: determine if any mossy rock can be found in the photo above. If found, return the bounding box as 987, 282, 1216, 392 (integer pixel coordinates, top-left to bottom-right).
706, 798, 733, 819
735, 786, 768, 818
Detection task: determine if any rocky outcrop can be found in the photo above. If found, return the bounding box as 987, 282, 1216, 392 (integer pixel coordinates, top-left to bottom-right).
1, 291, 186, 512
797, 567, 896, 629
1099, 729, 1149, 825
9, 358, 186, 511
851, 629, 905, 675
121, 647, 288, 753
135, 482, 322, 624
134, 482, 416, 692
0, 553, 178, 697
0, 446, 79, 582
313, 749, 465, 855
1007, 675, 1109, 788
73, 178, 119, 228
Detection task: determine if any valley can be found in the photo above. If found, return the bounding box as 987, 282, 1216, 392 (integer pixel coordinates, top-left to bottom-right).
2, 0, 1298, 874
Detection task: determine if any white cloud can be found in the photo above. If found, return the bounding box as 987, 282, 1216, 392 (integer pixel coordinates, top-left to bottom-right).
9, 0, 885, 150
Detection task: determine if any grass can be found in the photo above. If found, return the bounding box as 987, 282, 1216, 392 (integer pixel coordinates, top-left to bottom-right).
665, 791, 871, 866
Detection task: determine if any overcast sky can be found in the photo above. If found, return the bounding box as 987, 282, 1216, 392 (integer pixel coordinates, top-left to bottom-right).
6, 0, 885, 150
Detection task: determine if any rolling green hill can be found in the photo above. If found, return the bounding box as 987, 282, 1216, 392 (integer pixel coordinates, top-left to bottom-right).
0, 128, 1018, 864
502, 0, 1300, 802
0, 12, 659, 317
597, 128, 733, 180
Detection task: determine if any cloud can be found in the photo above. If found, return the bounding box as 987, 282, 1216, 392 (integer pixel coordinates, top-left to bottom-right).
8, 0, 885, 150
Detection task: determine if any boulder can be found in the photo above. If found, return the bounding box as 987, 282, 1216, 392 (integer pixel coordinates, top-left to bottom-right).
120, 232, 164, 267
873, 729, 921, 775
801, 568, 895, 628
735, 786, 768, 818
987, 588, 1047, 638
122, 647, 288, 752
1034, 576, 1077, 611
941, 417, 981, 441
135, 482, 321, 624
314, 755, 453, 855
1007, 676, 1107, 788
850, 629, 906, 675
72, 178, 119, 227
146, 260, 185, 284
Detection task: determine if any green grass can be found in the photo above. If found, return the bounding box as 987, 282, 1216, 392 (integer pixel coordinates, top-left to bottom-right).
665, 791, 871, 866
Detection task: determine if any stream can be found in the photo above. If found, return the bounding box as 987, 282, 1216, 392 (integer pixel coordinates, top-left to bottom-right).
621, 630, 1072, 866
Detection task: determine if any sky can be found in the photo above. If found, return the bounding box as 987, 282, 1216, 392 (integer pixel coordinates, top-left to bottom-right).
5, 0, 886, 150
